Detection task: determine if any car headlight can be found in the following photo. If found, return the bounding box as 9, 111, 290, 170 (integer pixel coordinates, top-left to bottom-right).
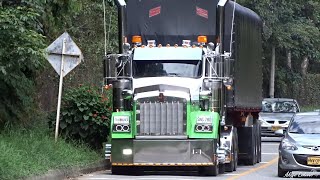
195, 116, 213, 132
281, 139, 298, 151
113, 116, 130, 132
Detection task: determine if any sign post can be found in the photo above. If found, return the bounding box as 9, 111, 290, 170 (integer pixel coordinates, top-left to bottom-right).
46, 32, 83, 142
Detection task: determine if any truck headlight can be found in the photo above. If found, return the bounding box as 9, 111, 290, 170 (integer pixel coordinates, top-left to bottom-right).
113, 116, 130, 132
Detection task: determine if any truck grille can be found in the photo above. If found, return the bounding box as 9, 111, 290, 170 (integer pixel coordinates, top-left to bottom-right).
136, 100, 186, 136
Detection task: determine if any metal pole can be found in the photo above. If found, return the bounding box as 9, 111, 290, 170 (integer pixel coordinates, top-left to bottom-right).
55, 38, 66, 142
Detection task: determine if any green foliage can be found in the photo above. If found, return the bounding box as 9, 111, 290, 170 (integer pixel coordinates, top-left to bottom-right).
49, 85, 112, 149
0, 124, 101, 180
0, 4, 46, 127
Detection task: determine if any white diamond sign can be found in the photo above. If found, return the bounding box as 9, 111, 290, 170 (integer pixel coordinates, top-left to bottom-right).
46, 32, 83, 77
46, 32, 83, 142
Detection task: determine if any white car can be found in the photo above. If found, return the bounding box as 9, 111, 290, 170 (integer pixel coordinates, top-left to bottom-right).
258, 98, 300, 137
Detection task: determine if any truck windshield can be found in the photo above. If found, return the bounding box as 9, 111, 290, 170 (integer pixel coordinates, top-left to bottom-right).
133, 60, 202, 78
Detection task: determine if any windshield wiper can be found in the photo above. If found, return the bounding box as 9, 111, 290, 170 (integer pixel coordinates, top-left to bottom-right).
167, 73, 181, 77
306, 133, 320, 134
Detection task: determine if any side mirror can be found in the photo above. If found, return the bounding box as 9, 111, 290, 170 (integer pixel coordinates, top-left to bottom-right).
275, 129, 284, 136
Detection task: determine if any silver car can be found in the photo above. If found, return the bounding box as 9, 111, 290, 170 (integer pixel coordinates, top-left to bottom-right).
259, 98, 300, 136
278, 112, 320, 177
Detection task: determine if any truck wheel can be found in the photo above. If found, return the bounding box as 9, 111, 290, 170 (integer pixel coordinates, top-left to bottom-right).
233, 128, 238, 171
246, 129, 257, 165
225, 148, 234, 172
219, 164, 225, 174
226, 128, 237, 172
257, 124, 262, 163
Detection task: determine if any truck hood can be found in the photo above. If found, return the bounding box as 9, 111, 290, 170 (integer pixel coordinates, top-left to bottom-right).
133, 77, 202, 101
259, 112, 295, 121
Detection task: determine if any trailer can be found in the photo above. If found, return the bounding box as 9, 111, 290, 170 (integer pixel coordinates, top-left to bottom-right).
104, 0, 262, 176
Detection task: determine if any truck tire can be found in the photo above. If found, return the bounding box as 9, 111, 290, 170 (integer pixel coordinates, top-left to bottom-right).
246, 125, 257, 165
226, 127, 238, 172
219, 164, 225, 174
233, 128, 238, 171
256, 123, 262, 163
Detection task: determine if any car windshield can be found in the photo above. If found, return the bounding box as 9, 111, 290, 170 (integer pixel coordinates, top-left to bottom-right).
288, 118, 320, 134
132, 60, 202, 78
262, 100, 297, 113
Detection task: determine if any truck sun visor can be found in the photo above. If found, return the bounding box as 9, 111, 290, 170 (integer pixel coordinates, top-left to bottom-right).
133, 47, 203, 60
125, 0, 218, 45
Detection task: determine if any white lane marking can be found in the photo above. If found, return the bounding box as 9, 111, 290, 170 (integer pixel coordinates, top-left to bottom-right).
262, 153, 278, 155
222, 173, 241, 176
79, 178, 116, 180
260, 162, 270, 164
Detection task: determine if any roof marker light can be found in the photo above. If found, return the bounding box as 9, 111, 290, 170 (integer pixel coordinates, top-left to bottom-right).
147, 40, 156, 47
132, 35, 142, 44
198, 35, 208, 44
182, 40, 191, 47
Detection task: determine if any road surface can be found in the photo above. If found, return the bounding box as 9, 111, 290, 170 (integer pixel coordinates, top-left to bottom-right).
72, 137, 319, 179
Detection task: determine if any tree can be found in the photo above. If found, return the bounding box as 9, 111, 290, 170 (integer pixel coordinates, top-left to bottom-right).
0, 3, 46, 127
238, 0, 320, 97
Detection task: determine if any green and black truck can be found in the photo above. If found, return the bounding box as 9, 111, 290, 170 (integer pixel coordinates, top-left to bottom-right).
104, 0, 262, 176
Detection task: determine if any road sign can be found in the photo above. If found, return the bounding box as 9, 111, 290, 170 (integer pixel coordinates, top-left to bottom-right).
47, 32, 83, 77
46, 32, 82, 142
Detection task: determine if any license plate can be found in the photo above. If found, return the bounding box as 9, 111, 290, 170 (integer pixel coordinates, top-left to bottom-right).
307, 156, 320, 165
271, 126, 281, 131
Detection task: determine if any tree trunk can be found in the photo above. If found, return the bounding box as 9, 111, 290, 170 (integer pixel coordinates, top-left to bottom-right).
301, 56, 309, 76
287, 50, 292, 70
269, 46, 275, 98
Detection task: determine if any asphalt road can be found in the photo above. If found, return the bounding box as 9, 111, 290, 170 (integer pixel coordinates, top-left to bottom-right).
72, 137, 319, 180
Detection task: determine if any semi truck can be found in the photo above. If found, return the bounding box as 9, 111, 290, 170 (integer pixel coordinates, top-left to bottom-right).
104, 0, 263, 176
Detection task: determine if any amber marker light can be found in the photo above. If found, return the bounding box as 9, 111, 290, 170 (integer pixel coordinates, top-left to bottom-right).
132, 35, 142, 44
198, 35, 208, 44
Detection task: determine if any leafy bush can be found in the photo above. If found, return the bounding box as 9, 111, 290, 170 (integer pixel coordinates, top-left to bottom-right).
49, 85, 112, 149
0, 5, 46, 128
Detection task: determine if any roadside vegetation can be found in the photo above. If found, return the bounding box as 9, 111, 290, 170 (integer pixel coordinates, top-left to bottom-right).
0, 119, 102, 180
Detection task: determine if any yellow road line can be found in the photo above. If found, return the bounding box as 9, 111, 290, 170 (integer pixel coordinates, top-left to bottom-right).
226, 157, 278, 180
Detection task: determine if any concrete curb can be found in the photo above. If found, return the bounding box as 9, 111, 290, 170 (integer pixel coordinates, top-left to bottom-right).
24, 160, 111, 180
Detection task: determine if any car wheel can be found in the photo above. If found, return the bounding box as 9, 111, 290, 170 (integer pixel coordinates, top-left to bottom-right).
277, 159, 289, 177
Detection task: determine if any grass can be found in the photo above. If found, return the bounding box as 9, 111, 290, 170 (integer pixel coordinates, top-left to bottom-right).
300, 106, 320, 112
0, 122, 103, 180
